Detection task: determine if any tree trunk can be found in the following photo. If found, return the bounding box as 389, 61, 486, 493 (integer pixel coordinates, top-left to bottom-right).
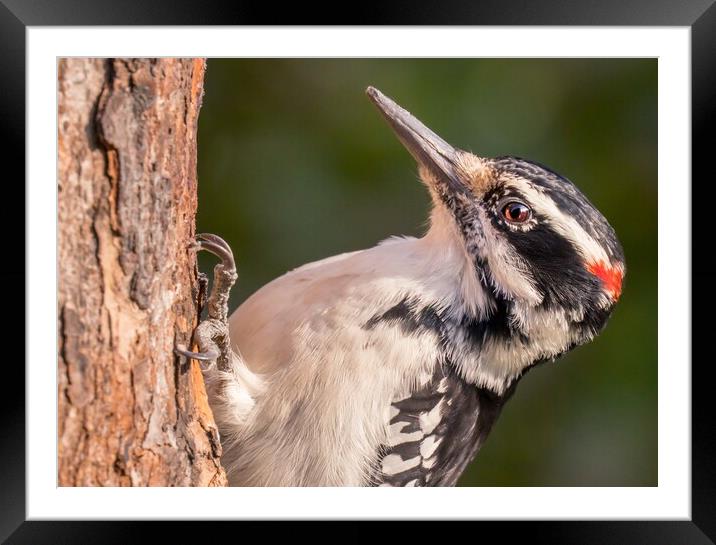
57, 58, 227, 486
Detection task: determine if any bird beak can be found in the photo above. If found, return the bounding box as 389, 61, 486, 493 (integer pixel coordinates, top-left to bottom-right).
366, 86, 468, 196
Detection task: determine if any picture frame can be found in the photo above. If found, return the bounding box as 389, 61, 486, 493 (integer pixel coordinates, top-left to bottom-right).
6, 0, 712, 541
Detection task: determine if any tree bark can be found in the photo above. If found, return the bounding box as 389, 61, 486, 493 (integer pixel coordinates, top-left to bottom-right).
57, 58, 227, 486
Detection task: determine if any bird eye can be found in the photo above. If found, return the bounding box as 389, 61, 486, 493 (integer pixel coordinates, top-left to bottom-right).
501, 202, 531, 223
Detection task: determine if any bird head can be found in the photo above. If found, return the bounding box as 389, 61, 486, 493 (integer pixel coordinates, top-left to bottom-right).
367, 86, 625, 387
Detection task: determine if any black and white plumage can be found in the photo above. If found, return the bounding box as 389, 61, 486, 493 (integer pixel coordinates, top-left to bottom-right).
191, 87, 625, 486
376, 361, 516, 487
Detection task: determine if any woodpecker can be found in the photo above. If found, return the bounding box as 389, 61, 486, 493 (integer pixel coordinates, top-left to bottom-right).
176, 86, 625, 487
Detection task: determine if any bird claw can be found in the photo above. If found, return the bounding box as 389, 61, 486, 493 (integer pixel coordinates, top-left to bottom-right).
195, 233, 236, 273
175, 233, 237, 371
174, 344, 219, 370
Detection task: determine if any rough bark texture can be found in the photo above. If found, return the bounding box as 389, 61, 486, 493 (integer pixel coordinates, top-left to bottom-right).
58, 58, 227, 486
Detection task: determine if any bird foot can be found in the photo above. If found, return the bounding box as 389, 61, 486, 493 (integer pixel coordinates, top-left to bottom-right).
175, 233, 238, 372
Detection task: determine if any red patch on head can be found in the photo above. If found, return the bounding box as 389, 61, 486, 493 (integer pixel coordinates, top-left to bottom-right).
587, 261, 623, 300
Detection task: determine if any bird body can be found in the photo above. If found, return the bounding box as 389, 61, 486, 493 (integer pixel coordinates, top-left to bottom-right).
196, 87, 625, 487
217, 219, 502, 486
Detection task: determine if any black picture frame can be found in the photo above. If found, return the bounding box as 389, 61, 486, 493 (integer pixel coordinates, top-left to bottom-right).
5, 1, 713, 542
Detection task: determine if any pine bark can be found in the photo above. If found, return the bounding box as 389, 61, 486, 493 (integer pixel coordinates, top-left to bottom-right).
57, 58, 227, 486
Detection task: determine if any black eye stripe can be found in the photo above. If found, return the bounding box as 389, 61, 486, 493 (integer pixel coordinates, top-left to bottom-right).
492, 156, 625, 263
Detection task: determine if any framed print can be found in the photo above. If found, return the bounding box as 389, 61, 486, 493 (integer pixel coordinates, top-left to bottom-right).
5, 0, 713, 542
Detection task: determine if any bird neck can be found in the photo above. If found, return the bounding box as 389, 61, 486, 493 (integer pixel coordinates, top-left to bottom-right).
403, 206, 561, 395
369, 207, 572, 395
416, 205, 493, 322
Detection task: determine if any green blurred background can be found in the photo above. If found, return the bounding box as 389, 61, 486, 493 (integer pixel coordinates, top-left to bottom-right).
197, 59, 657, 486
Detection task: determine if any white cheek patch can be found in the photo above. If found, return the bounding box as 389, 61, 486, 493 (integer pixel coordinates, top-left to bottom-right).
475, 206, 543, 306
